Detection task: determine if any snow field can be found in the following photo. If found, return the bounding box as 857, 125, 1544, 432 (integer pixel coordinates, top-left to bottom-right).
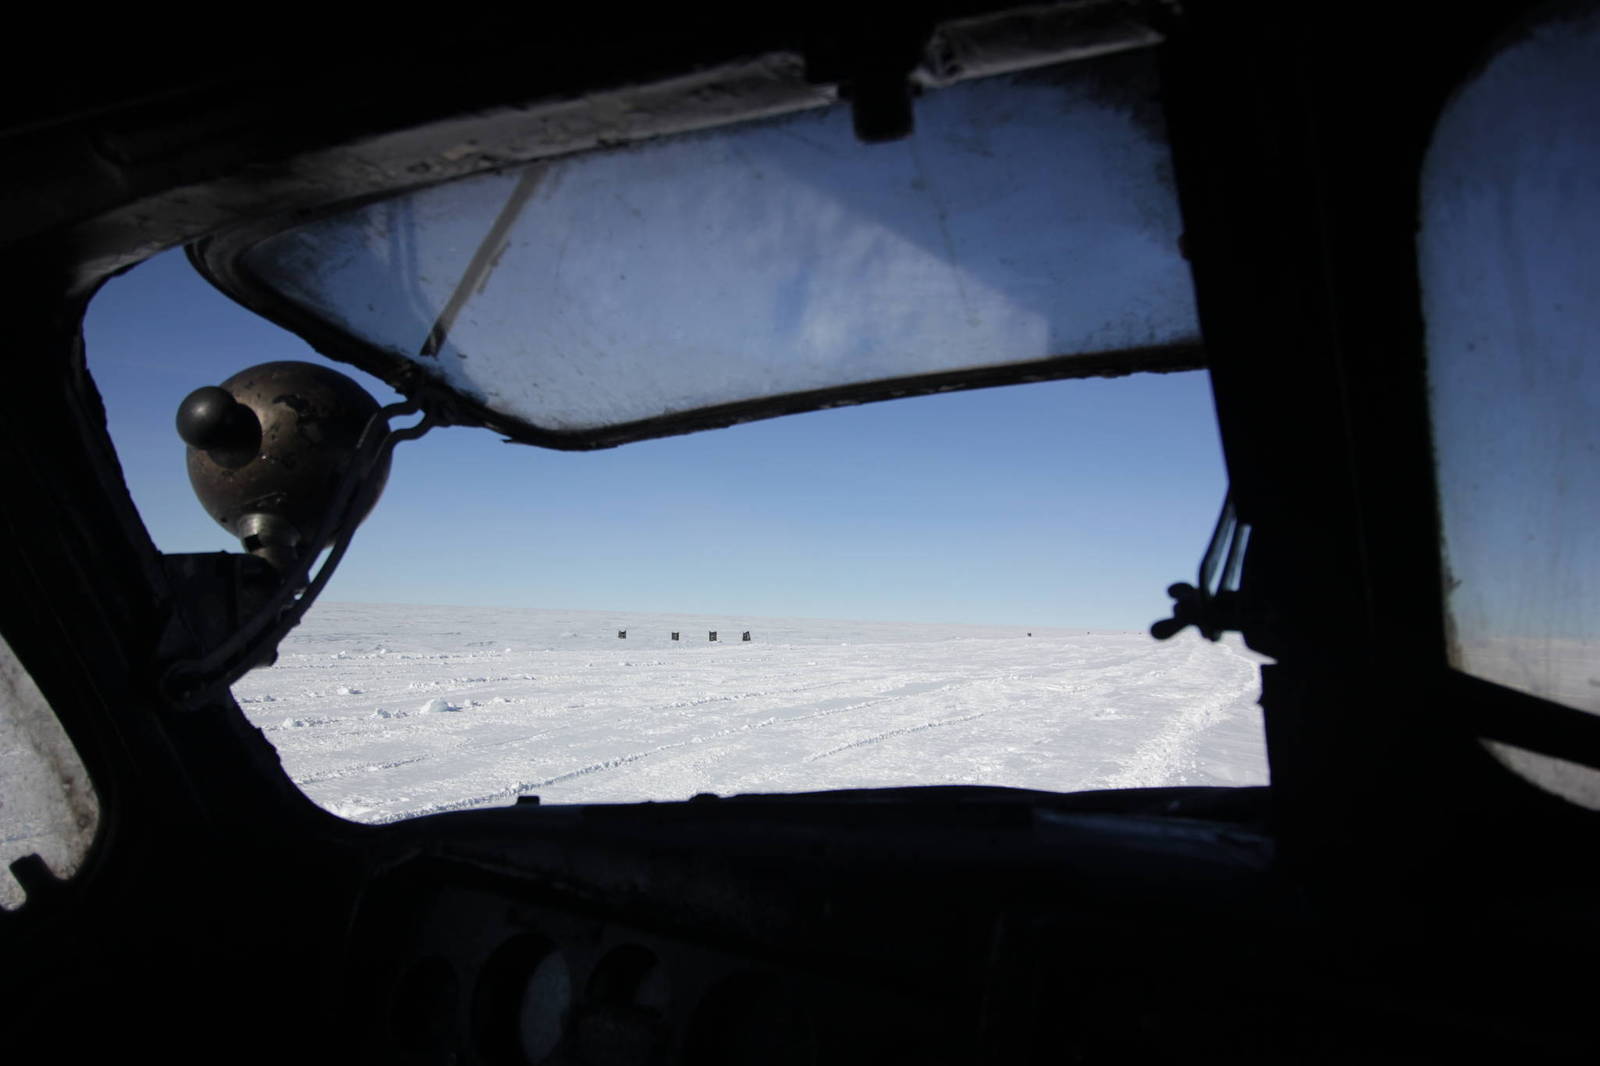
231, 603, 1270, 823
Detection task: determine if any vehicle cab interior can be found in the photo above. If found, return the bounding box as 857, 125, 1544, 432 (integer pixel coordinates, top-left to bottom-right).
2, 2, 1597, 1062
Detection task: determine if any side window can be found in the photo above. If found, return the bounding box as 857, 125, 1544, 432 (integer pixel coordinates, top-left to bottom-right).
0, 632, 99, 909
1420, 3, 1600, 795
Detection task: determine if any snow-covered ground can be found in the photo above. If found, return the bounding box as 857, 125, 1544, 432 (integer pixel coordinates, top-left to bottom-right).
232, 603, 1270, 824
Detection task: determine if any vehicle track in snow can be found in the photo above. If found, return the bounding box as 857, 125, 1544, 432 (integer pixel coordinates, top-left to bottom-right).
275, 675, 997, 816
1089, 636, 1265, 789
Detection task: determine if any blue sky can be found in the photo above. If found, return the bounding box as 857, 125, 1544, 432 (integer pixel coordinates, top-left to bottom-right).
85, 248, 1227, 629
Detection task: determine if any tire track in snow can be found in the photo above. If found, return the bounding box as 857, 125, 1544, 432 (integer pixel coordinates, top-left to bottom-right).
803, 713, 987, 763
1091, 638, 1262, 790
348, 677, 999, 821
295, 753, 434, 784
350, 678, 966, 786
303, 651, 1182, 820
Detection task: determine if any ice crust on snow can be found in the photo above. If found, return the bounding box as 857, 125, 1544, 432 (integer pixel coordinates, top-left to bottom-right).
231, 603, 1270, 825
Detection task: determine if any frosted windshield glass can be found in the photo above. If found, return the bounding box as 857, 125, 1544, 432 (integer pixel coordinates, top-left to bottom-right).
243, 51, 1197, 434
1421, 4, 1600, 714
1, 632, 98, 908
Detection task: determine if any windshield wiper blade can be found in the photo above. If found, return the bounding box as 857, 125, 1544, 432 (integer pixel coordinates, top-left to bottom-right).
419, 166, 544, 359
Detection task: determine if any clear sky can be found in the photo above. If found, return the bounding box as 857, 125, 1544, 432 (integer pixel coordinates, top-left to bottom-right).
84, 247, 1228, 630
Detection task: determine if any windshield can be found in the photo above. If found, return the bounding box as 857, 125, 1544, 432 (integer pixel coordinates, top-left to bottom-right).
86, 251, 1266, 823
207, 47, 1200, 447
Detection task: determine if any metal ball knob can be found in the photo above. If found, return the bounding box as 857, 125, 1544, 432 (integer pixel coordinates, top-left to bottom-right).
176, 385, 261, 456
179, 362, 387, 570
